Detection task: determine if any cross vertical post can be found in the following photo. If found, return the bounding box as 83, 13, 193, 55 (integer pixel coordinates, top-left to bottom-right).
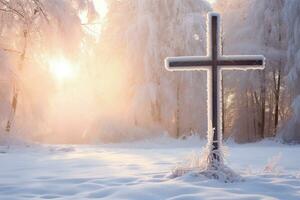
211, 15, 219, 157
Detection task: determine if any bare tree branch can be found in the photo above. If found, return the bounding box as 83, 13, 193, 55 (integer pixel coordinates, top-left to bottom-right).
0, 0, 25, 19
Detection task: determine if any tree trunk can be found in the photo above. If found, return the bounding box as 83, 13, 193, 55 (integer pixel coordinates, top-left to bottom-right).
6, 30, 28, 132
222, 74, 225, 138
260, 71, 266, 138
176, 82, 180, 138
274, 68, 281, 133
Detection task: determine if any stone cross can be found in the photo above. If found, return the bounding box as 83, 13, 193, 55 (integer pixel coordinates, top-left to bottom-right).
165, 12, 265, 161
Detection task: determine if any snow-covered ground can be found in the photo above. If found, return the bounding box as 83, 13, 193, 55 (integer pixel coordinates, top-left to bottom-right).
0, 137, 300, 200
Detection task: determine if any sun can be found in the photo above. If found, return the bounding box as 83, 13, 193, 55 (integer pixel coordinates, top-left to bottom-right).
48, 56, 77, 82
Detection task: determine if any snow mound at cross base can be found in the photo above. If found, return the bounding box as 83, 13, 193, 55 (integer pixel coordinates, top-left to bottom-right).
171, 145, 243, 183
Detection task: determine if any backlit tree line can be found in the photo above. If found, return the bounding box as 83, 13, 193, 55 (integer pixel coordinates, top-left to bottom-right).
0, 0, 299, 143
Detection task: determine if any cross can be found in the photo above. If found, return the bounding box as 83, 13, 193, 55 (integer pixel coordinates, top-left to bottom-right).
165, 12, 265, 162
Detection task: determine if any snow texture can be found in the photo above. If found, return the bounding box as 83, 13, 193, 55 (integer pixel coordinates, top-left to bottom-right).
0, 138, 300, 200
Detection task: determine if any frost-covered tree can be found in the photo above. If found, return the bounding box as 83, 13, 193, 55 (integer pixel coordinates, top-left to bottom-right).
95, 0, 211, 140
0, 0, 97, 142
280, 0, 300, 143
214, 0, 288, 142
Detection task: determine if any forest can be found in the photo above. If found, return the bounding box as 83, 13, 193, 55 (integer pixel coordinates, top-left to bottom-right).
0, 0, 299, 144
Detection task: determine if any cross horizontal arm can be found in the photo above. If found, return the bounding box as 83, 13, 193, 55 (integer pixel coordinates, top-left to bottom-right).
219, 55, 265, 70
165, 56, 212, 71
165, 55, 265, 71
218, 59, 263, 66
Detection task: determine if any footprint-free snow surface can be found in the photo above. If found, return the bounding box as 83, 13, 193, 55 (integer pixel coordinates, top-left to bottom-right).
0, 137, 300, 200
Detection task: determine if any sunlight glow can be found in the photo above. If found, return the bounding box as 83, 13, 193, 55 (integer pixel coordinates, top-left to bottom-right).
49, 56, 77, 81
93, 0, 108, 18
207, 0, 217, 4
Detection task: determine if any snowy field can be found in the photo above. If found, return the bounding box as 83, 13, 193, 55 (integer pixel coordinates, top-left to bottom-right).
0, 137, 300, 200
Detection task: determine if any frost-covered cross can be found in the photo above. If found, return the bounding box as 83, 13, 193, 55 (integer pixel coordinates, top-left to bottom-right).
165, 12, 265, 162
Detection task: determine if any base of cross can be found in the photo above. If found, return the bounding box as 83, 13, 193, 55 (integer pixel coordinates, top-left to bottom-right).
170, 148, 243, 183
170, 130, 243, 183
